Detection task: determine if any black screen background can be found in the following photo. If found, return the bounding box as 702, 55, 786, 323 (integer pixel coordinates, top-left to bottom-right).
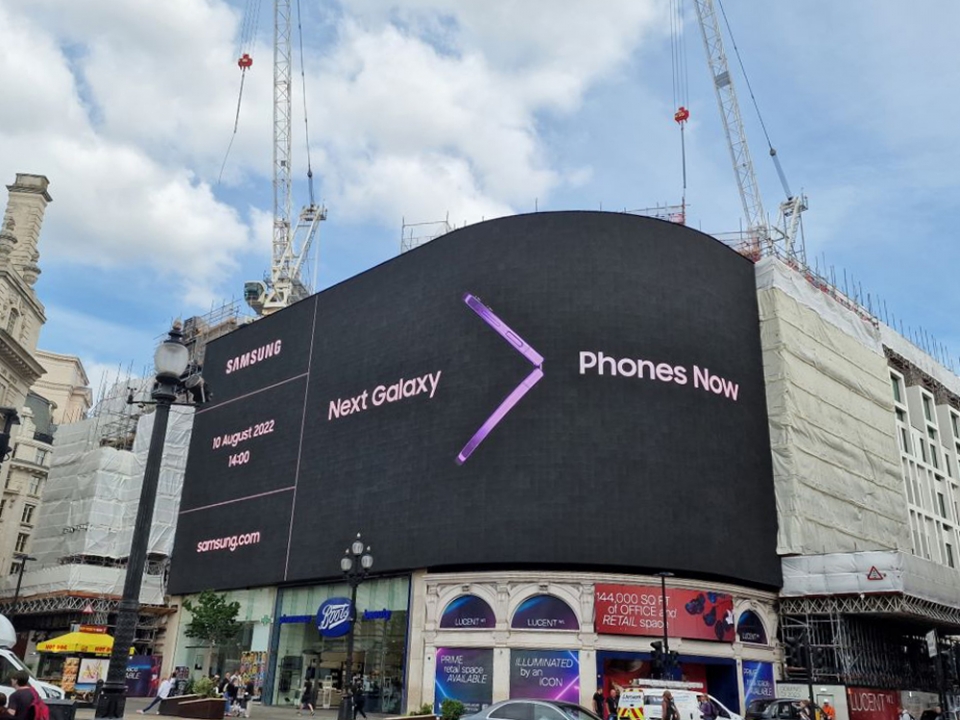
168, 212, 780, 594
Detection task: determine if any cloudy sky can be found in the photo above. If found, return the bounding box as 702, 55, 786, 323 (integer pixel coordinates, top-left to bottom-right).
1, 0, 957, 393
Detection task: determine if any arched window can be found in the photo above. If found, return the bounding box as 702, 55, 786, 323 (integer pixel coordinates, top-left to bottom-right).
736, 609, 768, 644
6, 308, 18, 335
510, 594, 579, 630
439, 594, 495, 629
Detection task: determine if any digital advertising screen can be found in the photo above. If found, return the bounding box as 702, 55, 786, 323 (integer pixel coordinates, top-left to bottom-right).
168, 211, 779, 594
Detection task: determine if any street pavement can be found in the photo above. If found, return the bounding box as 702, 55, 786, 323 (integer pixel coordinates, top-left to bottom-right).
74, 696, 398, 720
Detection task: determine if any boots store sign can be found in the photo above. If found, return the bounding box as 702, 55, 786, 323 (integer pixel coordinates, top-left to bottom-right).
317, 597, 353, 638
594, 584, 736, 642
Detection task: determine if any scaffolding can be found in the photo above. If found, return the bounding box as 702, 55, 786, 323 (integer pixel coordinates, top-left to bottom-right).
400, 215, 453, 253
778, 600, 959, 691
1, 300, 244, 649
624, 203, 688, 225
182, 298, 252, 367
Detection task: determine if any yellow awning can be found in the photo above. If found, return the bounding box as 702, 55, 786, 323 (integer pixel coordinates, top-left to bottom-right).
36, 631, 133, 656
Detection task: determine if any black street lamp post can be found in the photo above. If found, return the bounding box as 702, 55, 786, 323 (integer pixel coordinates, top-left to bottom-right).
12, 553, 36, 612
338, 534, 373, 720
95, 323, 191, 719
656, 571, 674, 678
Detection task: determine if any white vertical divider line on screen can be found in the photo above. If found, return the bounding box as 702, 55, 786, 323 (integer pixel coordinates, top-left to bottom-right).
284, 297, 320, 580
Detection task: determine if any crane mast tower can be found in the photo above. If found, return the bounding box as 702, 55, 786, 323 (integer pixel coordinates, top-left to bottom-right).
691, 0, 807, 260
244, 0, 326, 316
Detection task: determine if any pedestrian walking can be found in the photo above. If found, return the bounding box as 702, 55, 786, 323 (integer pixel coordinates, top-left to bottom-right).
353, 679, 368, 720
297, 680, 315, 716
139, 673, 176, 714
593, 687, 605, 719
243, 679, 255, 718
7, 672, 37, 720
699, 694, 717, 720
606, 688, 620, 720
662, 692, 680, 720
225, 675, 240, 716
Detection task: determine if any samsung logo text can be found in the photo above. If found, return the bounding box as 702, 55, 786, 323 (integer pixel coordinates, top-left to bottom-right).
225, 340, 282, 374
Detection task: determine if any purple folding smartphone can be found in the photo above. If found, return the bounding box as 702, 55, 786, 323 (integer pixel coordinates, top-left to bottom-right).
457, 293, 544, 464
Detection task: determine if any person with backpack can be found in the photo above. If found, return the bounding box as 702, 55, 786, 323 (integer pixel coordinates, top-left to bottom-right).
699, 694, 717, 720
8, 672, 48, 720
662, 691, 681, 720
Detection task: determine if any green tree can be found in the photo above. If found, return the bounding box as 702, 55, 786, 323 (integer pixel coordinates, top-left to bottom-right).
182, 590, 242, 659
440, 700, 465, 720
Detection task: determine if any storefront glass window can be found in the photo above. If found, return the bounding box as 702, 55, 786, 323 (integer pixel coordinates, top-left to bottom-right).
273, 576, 409, 714
174, 586, 276, 693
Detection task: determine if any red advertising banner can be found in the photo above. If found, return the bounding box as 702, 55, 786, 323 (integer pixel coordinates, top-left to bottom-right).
594, 584, 735, 642
846, 688, 898, 720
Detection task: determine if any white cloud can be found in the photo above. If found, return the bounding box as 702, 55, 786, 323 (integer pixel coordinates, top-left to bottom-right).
0, 0, 258, 308
299, 2, 667, 227
1, 0, 670, 306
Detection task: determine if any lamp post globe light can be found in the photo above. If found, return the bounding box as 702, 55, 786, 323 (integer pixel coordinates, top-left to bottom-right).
338, 534, 373, 720
95, 323, 191, 719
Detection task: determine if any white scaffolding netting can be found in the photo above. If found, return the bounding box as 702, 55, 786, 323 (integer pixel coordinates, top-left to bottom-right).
756, 257, 909, 556
8, 393, 193, 604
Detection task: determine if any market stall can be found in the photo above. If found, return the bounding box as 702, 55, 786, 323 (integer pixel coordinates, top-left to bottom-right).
36, 627, 134, 704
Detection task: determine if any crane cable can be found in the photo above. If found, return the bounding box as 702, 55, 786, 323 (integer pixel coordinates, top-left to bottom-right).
670, 0, 690, 222
295, 0, 316, 207
218, 0, 263, 185
714, 0, 793, 198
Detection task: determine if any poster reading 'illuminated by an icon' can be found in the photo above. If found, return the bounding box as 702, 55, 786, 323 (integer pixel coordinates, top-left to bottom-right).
510, 650, 579, 702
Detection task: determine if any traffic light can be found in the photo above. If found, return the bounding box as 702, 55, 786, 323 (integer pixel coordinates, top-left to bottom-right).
650, 641, 665, 679
665, 651, 680, 680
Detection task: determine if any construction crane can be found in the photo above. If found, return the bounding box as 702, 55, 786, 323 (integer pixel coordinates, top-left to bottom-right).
243, 0, 326, 316
690, 0, 807, 260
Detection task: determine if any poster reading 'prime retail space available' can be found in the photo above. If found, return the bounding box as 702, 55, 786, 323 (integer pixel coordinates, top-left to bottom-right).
742, 661, 775, 707
510, 650, 579, 702
434, 648, 493, 715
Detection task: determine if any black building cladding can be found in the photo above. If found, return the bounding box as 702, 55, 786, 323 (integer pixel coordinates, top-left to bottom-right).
169, 212, 780, 594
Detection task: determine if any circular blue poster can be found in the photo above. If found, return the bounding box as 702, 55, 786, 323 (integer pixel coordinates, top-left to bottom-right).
317, 597, 354, 638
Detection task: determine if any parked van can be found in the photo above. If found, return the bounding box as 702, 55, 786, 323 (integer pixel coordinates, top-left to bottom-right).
617, 682, 743, 720
0, 615, 65, 699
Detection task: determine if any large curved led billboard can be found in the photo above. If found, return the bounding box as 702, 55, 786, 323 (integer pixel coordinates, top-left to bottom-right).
168, 212, 779, 594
